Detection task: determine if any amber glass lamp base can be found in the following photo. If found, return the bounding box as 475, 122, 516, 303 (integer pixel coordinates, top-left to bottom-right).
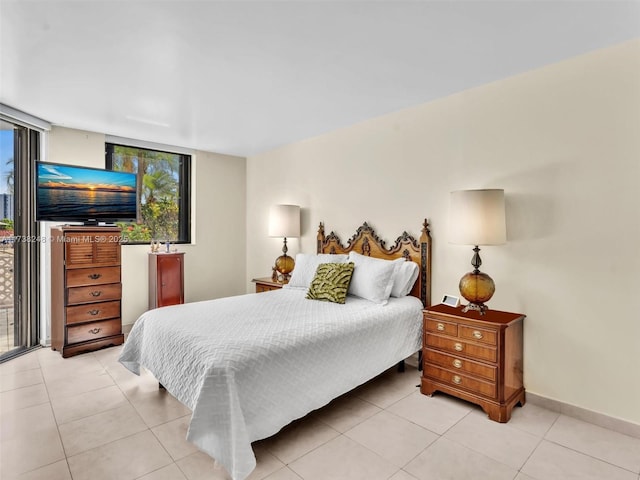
274, 254, 295, 282
272, 237, 296, 283
459, 271, 495, 314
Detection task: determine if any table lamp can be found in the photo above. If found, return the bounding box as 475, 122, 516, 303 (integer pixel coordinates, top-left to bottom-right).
269, 204, 300, 283
449, 189, 506, 314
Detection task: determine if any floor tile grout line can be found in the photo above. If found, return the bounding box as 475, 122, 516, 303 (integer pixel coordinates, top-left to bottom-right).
50, 384, 127, 426
0, 364, 41, 377
92, 352, 189, 480
541, 437, 640, 475
257, 375, 411, 473
105, 359, 198, 432
7, 349, 640, 480
436, 397, 475, 437
432, 433, 524, 475
173, 457, 191, 480
510, 408, 563, 477
132, 463, 176, 480
0, 384, 49, 412
264, 421, 342, 467
37, 352, 76, 480
284, 431, 402, 479
395, 429, 441, 472
442, 409, 547, 473
543, 413, 640, 474
55, 403, 149, 457
516, 432, 548, 479
41, 348, 166, 478
380, 395, 473, 438
148, 419, 186, 464
65, 427, 161, 461
41, 360, 77, 479
550, 412, 640, 443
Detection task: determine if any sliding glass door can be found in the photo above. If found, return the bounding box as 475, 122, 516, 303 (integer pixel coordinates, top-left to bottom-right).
0, 120, 39, 360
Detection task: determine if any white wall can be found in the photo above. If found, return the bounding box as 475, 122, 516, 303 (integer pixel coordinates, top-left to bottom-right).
46, 127, 247, 328
246, 40, 640, 424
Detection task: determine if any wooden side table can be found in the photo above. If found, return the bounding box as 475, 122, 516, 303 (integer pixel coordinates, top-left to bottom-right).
421, 303, 526, 422
149, 252, 185, 309
251, 277, 285, 293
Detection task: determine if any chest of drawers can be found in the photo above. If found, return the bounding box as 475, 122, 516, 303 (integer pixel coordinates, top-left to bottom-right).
50, 226, 124, 358
421, 303, 526, 422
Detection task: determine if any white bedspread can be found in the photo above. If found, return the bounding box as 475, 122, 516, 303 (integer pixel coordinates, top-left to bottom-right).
119, 289, 423, 480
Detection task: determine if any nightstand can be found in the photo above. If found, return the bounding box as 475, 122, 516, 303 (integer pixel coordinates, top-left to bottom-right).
251, 277, 285, 293
421, 303, 526, 423
149, 252, 185, 309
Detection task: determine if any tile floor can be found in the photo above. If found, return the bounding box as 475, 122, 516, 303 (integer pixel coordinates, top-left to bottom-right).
1, 345, 639, 480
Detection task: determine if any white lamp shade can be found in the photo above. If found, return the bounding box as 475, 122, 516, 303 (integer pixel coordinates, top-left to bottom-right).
269, 204, 300, 238
449, 189, 506, 245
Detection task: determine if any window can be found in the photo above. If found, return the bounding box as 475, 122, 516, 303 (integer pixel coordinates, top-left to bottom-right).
105, 143, 191, 244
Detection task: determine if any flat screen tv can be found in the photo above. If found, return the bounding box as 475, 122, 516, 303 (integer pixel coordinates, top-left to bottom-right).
36, 161, 137, 224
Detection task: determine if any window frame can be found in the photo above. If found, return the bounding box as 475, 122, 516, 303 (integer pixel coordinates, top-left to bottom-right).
105, 142, 192, 245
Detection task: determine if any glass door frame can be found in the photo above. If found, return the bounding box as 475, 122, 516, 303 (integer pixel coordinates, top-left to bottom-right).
0, 107, 48, 361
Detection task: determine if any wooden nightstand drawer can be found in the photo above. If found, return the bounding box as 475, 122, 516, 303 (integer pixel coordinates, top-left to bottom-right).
252, 277, 284, 293
425, 333, 497, 363
65, 301, 121, 325
424, 349, 497, 382
425, 318, 457, 337
424, 364, 497, 399
67, 318, 122, 344
459, 325, 497, 346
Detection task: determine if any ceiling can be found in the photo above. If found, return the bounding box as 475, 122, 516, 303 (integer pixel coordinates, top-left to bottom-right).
1, 1, 638, 157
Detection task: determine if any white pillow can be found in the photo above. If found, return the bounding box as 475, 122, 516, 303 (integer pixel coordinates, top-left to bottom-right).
390, 260, 419, 297
347, 251, 399, 305
286, 253, 349, 289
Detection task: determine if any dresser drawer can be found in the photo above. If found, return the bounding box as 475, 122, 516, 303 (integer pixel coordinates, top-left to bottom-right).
424, 317, 457, 337
66, 267, 120, 287
459, 325, 497, 346
67, 283, 122, 305
66, 301, 120, 325
425, 334, 497, 363
425, 364, 497, 399
67, 318, 122, 344
424, 349, 497, 382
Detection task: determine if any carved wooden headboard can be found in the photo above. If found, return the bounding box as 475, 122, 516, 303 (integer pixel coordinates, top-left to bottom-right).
316, 220, 432, 307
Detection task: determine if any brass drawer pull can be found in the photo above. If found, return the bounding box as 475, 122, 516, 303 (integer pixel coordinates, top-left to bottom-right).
452, 359, 463, 368
454, 342, 463, 352
452, 375, 462, 385
90, 291, 102, 297
88, 273, 102, 280
88, 328, 102, 335
88, 309, 100, 316
436, 323, 445, 331
473, 330, 483, 339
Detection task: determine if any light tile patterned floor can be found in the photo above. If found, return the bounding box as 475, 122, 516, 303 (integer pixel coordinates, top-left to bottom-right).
1, 345, 639, 480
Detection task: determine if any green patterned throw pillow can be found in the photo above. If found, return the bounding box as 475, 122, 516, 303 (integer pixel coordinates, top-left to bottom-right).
306, 262, 355, 304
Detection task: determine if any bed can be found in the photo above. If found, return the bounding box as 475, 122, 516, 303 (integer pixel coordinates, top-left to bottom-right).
119, 220, 432, 480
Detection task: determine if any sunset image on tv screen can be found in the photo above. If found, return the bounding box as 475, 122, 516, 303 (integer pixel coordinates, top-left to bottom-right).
37, 163, 137, 221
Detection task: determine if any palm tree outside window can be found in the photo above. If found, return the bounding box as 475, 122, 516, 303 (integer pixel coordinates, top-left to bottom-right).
105, 143, 191, 244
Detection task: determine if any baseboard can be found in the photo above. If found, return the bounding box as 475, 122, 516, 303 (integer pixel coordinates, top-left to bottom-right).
527, 392, 640, 440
